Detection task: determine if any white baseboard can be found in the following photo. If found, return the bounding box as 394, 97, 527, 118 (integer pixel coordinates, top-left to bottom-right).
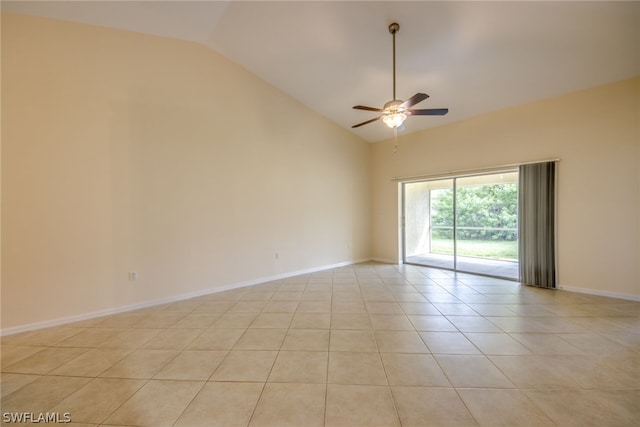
370, 257, 401, 264
559, 285, 640, 302
1, 258, 372, 336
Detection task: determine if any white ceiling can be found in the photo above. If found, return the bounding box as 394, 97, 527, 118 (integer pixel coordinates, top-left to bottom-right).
4, 1, 640, 142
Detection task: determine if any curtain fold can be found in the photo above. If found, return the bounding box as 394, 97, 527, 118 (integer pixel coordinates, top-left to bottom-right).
518, 162, 557, 288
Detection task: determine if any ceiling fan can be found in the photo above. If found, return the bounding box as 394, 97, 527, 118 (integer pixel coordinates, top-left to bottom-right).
352, 22, 448, 129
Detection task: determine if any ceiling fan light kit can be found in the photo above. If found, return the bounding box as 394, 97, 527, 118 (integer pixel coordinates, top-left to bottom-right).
382, 111, 407, 129
352, 22, 449, 130
380, 100, 407, 129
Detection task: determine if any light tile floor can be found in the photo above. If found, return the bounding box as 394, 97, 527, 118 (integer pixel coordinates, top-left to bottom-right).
1, 262, 639, 426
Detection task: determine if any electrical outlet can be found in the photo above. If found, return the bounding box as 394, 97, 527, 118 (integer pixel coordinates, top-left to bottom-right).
275, 252, 279, 260
128, 272, 138, 281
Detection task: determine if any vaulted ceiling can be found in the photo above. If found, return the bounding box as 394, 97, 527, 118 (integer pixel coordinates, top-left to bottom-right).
4, 1, 639, 142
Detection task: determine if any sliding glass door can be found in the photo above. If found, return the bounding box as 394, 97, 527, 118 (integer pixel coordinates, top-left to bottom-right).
403, 171, 519, 280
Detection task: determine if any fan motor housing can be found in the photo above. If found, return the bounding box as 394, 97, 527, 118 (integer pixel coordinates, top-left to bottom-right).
383, 99, 404, 112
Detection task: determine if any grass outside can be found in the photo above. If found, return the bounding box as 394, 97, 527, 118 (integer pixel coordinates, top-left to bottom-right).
431, 239, 518, 260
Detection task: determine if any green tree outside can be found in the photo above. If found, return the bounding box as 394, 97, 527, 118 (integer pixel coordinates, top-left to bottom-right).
431, 183, 518, 241
431, 183, 518, 259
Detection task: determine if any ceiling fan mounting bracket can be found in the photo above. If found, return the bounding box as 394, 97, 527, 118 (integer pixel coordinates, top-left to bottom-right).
388, 23, 400, 34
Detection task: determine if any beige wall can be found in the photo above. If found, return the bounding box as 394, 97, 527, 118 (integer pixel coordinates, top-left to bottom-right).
372, 77, 640, 298
1, 14, 371, 331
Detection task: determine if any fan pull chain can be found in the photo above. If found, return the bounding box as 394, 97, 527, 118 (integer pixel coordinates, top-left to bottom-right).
394, 127, 398, 153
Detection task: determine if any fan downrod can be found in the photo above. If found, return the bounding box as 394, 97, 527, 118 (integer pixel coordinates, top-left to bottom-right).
389, 23, 399, 100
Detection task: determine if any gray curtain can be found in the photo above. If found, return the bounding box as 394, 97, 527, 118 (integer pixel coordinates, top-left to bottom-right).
518, 162, 557, 288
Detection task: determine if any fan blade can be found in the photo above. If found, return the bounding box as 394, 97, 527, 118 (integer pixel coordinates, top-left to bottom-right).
409, 108, 449, 116
352, 116, 381, 128
400, 93, 429, 109
353, 105, 384, 112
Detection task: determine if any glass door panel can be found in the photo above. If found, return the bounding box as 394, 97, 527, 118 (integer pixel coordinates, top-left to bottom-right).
455, 173, 519, 279
404, 179, 454, 270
